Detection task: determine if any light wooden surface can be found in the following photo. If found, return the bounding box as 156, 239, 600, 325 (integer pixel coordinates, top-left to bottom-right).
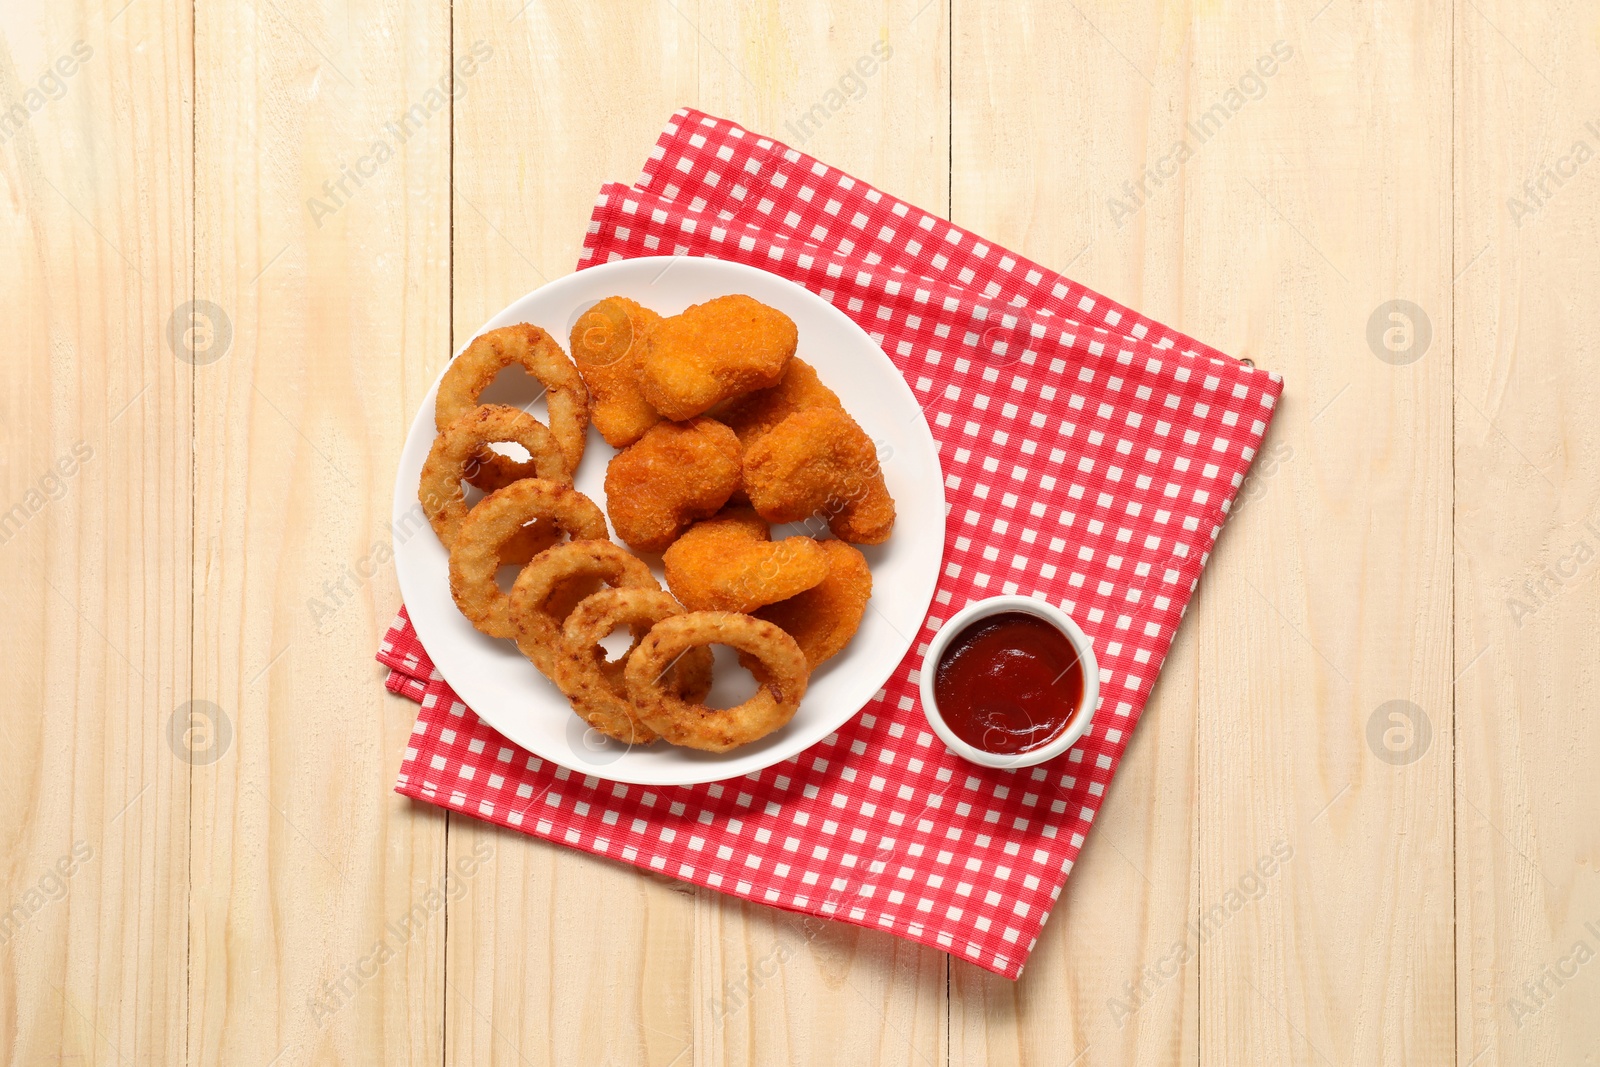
2, 1, 1595, 1064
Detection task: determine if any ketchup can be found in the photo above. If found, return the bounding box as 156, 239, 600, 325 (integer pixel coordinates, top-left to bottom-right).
932, 612, 1084, 754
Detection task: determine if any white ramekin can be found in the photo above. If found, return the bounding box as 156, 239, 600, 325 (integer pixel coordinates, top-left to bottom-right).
918, 595, 1099, 769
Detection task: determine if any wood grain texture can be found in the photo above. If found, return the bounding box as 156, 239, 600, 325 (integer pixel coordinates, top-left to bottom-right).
1455, 0, 1600, 1062
1189, 3, 1456, 1063
2, 1, 1597, 1064
952, 2, 1456, 1064
949, 8, 1203, 1064
189, 0, 450, 1063
442, 4, 948, 1065
442, 4, 699, 1066
0, 1, 192, 1063
688, 4, 951, 1066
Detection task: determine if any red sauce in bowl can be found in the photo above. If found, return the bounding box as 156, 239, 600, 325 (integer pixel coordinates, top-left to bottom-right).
932, 611, 1085, 754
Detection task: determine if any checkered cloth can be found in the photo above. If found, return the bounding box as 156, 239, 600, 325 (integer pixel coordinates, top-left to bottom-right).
380, 109, 1283, 979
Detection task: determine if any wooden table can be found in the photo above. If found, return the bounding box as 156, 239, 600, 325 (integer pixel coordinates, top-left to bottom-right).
3, 1, 1595, 1063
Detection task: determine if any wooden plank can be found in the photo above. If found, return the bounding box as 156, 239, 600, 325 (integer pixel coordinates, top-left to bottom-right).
952, 2, 1456, 1064
1190, 4, 1465, 1062
443, 3, 950, 1065
689, 5, 953, 1066
188, 1, 451, 1062
1185, 3, 1454, 1063
1454, 1, 1600, 1062
948, 4, 1201, 1064
442, 3, 700, 1065
0, 1, 191, 1063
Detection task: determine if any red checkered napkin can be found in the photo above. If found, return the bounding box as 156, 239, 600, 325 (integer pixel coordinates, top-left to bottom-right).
380, 110, 1283, 979
629, 110, 1233, 362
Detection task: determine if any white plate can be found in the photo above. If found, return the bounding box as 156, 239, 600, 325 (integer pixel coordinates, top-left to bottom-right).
392, 256, 945, 786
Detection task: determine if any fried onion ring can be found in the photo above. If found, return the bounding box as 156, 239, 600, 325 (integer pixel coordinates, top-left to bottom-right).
507, 540, 658, 677
420, 404, 570, 551
624, 612, 809, 752
435, 323, 589, 488
554, 588, 714, 744
447, 480, 608, 638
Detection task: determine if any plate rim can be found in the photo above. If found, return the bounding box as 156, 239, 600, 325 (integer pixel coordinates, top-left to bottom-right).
391, 255, 946, 786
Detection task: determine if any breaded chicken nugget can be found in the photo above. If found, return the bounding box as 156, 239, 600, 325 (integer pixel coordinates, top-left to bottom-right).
742, 408, 895, 544
663, 509, 829, 613
712, 356, 843, 447
753, 539, 872, 669
570, 296, 664, 448
603, 418, 742, 553
637, 295, 797, 420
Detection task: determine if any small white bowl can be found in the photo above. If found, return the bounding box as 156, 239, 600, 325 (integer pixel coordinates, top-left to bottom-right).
918, 595, 1099, 769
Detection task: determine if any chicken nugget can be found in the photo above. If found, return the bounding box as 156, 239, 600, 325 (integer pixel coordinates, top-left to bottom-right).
570, 296, 664, 448
712, 356, 843, 447
752, 539, 872, 669
742, 408, 895, 544
663, 509, 830, 613
637, 294, 797, 420
603, 418, 743, 553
